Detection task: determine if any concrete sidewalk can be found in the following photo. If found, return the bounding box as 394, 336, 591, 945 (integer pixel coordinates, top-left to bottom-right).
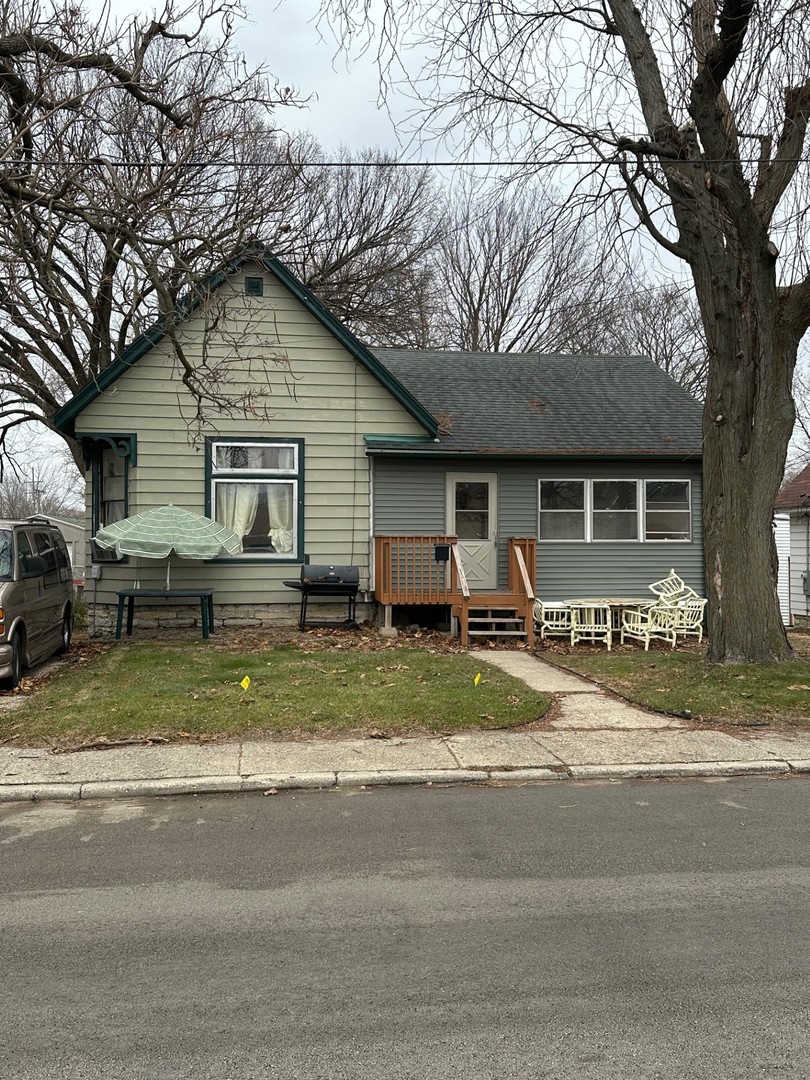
2, 650, 810, 802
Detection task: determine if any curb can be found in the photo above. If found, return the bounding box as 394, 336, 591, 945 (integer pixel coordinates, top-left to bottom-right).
0, 759, 805, 803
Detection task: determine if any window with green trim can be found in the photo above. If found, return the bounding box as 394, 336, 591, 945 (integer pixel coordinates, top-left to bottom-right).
207, 438, 304, 559
89, 437, 134, 532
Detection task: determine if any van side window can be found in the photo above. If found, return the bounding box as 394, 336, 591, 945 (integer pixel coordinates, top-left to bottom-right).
53, 535, 72, 580
17, 532, 33, 564
0, 530, 12, 580
33, 532, 59, 587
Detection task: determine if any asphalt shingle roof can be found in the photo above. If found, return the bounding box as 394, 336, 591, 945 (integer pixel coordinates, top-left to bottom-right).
775, 463, 810, 510
371, 350, 704, 457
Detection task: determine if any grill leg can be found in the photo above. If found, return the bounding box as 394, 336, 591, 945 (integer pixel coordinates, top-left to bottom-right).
299, 594, 308, 631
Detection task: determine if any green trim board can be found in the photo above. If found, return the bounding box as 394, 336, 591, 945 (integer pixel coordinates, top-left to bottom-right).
363, 434, 437, 447
364, 447, 701, 461
80, 433, 138, 469
52, 247, 438, 439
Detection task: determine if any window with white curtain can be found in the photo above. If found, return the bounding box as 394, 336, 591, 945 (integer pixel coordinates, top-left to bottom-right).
208, 439, 302, 558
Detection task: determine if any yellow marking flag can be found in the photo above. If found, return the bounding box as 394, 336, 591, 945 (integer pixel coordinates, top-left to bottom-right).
474, 673, 481, 687
240, 675, 251, 691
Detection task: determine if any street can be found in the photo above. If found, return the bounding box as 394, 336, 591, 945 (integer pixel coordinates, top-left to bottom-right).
2, 776, 809, 1079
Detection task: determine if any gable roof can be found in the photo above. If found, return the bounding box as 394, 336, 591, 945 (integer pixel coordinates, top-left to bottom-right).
52, 248, 437, 439
775, 463, 810, 510
367, 350, 703, 458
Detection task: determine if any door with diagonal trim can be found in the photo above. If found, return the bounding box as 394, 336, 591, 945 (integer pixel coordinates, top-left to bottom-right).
447, 474, 498, 590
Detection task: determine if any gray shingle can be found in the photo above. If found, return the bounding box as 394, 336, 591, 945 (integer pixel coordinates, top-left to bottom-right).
371, 350, 703, 457
775, 462, 810, 510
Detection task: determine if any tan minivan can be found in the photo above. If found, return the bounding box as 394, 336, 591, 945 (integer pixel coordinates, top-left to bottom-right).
0, 517, 74, 690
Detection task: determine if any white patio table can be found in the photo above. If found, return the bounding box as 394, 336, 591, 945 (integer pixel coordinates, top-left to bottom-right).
566, 598, 655, 634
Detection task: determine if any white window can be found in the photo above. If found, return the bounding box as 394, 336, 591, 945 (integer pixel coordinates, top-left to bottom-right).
208, 439, 302, 558
645, 481, 692, 541
539, 480, 586, 540
539, 479, 691, 543
592, 480, 639, 541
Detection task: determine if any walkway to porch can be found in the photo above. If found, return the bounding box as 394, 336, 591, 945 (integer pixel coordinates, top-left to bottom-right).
373, 535, 536, 646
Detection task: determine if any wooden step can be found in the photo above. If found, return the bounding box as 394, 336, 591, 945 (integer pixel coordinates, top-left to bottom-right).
452, 592, 535, 647
468, 617, 523, 625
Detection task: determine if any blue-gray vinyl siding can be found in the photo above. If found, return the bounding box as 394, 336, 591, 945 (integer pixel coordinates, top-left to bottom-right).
373, 457, 704, 598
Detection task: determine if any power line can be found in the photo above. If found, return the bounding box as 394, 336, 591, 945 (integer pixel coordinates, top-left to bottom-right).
2, 156, 810, 169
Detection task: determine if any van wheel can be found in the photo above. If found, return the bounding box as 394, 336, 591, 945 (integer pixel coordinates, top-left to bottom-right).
1, 633, 22, 691
58, 611, 72, 654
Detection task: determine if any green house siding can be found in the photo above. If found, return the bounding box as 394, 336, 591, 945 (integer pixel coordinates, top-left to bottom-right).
373, 457, 704, 598
372, 460, 448, 535
74, 267, 427, 606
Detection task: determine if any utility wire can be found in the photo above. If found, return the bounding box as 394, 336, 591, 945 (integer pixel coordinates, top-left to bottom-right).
2, 156, 810, 168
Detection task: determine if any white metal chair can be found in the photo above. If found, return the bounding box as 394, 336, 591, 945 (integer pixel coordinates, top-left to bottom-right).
620, 604, 679, 650
648, 568, 687, 604
672, 597, 707, 643
534, 600, 572, 639
570, 602, 612, 650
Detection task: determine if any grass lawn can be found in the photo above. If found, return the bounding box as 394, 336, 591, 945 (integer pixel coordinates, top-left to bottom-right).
538, 632, 810, 728
0, 635, 550, 748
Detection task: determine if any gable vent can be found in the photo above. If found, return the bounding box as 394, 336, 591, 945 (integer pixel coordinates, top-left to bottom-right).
244, 276, 264, 297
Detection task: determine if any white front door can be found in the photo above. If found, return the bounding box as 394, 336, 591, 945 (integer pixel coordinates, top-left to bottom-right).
447, 474, 498, 591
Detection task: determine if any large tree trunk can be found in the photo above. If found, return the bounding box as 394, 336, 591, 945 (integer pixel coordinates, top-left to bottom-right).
699, 255, 795, 662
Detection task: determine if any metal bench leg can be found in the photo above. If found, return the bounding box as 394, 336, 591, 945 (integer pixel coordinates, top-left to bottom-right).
115, 597, 125, 640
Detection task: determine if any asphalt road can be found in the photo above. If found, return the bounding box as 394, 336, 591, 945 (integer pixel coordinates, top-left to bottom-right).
2, 776, 809, 1079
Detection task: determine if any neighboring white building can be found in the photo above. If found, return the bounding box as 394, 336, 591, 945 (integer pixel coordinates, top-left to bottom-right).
774, 513, 791, 625
774, 464, 810, 625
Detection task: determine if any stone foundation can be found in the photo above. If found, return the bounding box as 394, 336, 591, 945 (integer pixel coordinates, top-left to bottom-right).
87, 600, 376, 638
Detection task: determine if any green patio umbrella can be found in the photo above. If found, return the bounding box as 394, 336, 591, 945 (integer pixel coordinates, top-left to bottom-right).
94, 504, 242, 588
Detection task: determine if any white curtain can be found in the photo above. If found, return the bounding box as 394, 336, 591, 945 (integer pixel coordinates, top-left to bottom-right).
267, 484, 294, 553
217, 483, 259, 548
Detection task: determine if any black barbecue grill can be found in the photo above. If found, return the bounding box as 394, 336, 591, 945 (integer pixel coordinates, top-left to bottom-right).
283, 564, 360, 631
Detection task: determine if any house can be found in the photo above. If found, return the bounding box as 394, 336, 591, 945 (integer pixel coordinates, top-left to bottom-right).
774, 463, 810, 623
53, 248, 705, 642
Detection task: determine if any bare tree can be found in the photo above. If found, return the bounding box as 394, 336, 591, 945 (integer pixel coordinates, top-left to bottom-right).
787, 346, 810, 470
0, 466, 82, 519
277, 147, 444, 346
0, 0, 306, 469
428, 180, 619, 352
0, 430, 82, 518
320, 0, 810, 662
601, 283, 708, 398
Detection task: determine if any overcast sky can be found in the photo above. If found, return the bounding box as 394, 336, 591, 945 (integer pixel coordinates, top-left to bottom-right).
240, 0, 406, 154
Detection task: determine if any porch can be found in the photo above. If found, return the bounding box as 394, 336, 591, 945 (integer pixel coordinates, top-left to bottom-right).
373, 535, 536, 646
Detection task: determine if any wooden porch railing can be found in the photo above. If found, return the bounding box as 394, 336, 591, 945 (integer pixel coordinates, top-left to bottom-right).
374, 535, 537, 644
508, 537, 537, 595
451, 541, 471, 643
508, 537, 536, 646
373, 535, 465, 606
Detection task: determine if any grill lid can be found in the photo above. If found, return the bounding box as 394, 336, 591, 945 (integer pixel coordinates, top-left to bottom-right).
301, 564, 359, 586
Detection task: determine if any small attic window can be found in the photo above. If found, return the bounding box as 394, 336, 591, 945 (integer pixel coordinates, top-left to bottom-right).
244, 276, 264, 297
